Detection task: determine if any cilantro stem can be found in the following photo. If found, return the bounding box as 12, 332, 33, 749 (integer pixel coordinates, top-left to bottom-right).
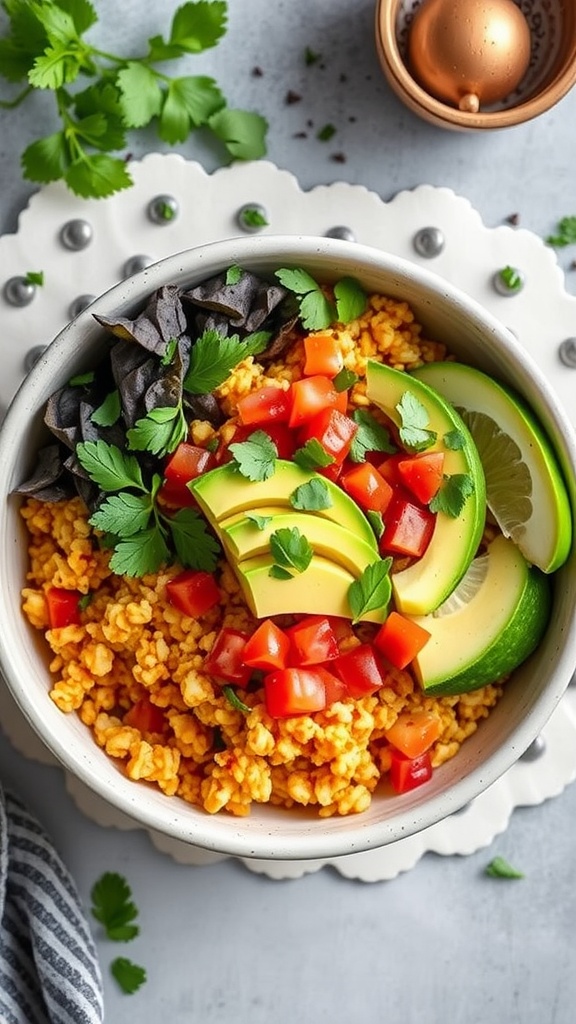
0, 85, 33, 109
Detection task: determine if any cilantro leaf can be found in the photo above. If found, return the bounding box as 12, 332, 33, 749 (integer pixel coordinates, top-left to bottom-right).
443, 428, 465, 451
348, 559, 392, 624
169, 0, 228, 52
89, 493, 153, 538
127, 405, 188, 458
64, 154, 132, 200
161, 338, 179, 365
208, 108, 268, 160
269, 527, 313, 577
497, 265, 523, 292
317, 123, 336, 141
183, 330, 268, 393
228, 430, 278, 482
396, 391, 437, 452
21, 132, 68, 183
91, 389, 121, 427
28, 45, 81, 90
546, 215, 576, 248
117, 61, 163, 127
348, 409, 396, 463
166, 507, 221, 571
429, 474, 475, 517
108, 527, 171, 577
226, 264, 242, 285
275, 267, 336, 330
293, 438, 335, 471
222, 685, 251, 713
90, 872, 140, 942
245, 512, 273, 530
289, 478, 332, 511
25, 270, 44, 286
333, 367, 358, 393
111, 957, 147, 995
158, 75, 224, 144
76, 441, 145, 492
485, 856, 524, 879
366, 509, 384, 540
334, 277, 367, 323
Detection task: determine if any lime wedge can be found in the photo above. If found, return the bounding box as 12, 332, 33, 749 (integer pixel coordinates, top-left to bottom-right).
413, 362, 572, 573
409, 535, 551, 695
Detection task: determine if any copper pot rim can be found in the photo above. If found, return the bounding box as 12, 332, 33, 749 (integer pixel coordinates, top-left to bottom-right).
376, 0, 576, 131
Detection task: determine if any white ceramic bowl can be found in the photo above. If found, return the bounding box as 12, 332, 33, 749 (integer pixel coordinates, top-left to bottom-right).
0, 235, 575, 860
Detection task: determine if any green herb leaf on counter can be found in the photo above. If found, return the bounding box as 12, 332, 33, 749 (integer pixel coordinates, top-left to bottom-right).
293, 437, 335, 471
229, 429, 278, 482
317, 123, 336, 142
0, 1, 268, 199
304, 46, 321, 66
485, 856, 525, 879
269, 526, 313, 578
397, 392, 437, 452
348, 559, 392, 624
349, 409, 396, 463
111, 957, 147, 995
429, 474, 474, 518
90, 872, 140, 942
183, 329, 269, 393
290, 478, 332, 511
546, 215, 576, 248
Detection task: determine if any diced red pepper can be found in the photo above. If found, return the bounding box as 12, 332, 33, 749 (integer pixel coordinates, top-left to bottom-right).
389, 749, 433, 793
380, 495, 436, 558
297, 408, 358, 465
286, 615, 340, 666
242, 619, 291, 671
236, 386, 291, 426
377, 453, 405, 487
160, 443, 217, 507
384, 710, 441, 759
374, 611, 431, 670
332, 643, 384, 698
396, 451, 445, 505
303, 334, 344, 378
46, 587, 82, 628
264, 667, 327, 718
203, 628, 251, 686
288, 375, 348, 428
166, 569, 220, 618
341, 462, 394, 514
124, 698, 165, 735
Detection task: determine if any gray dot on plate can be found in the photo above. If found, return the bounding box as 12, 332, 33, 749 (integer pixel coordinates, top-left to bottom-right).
68, 294, 96, 319
237, 203, 269, 232
325, 226, 356, 242
559, 338, 576, 368
60, 218, 93, 251
123, 255, 153, 277
24, 345, 48, 372
492, 267, 525, 296
147, 194, 179, 224
413, 226, 445, 258
4, 276, 36, 307
520, 734, 546, 762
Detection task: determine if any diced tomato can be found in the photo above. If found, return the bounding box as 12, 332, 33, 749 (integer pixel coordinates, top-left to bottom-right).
46, 587, 82, 628
124, 698, 165, 735
160, 443, 216, 507
288, 375, 348, 428
242, 619, 291, 671
332, 643, 384, 697
389, 749, 433, 793
396, 451, 445, 504
374, 611, 431, 669
315, 665, 348, 706
220, 422, 296, 462
297, 408, 358, 465
303, 334, 344, 378
166, 569, 220, 618
326, 616, 356, 647
384, 710, 441, 759
264, 667, 327, 718
203, 628, 251, 686
286, 615, 340, 666
340, 462, 394, 514
377, 453, 405, 487
236, 386, 291, 426
380, 495, 436, 558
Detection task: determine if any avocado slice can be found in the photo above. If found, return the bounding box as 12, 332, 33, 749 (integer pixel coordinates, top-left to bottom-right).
365, 359, 486, 614
190, 459, 375, 546
236, 552, 387, 623
221, 509, 379, 576
408, 535, 551, 695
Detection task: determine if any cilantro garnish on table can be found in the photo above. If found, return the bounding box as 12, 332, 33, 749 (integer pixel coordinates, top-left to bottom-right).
91, 871, 140, 941
0, 0, 268, 200
546, 215, 576, 248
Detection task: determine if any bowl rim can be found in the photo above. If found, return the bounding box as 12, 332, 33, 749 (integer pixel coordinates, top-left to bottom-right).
1, 233, 575, 860
375, 0, 576, 131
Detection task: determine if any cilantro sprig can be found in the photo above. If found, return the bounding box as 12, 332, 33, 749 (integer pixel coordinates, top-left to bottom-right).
485, 856, 524, 879
91, 872, 147, 995
269, 526, 313, 579
429, 474, 475, 518
76, 440, 220, 576
546, 215, 576, 248
183, 329, 270, 394
275, 269, 367, 330
396, 391, 437, 452
347, 559, 392, 624
0, 1, 267, 199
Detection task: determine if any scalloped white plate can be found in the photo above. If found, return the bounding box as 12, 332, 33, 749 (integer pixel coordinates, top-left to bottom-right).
1, 156, 575, 881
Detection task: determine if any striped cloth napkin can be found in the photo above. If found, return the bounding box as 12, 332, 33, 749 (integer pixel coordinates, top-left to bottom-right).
0, 786, 104, 1024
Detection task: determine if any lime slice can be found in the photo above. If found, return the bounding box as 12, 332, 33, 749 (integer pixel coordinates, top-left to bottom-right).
409, 535, 551, 695
413, 361, 572, 573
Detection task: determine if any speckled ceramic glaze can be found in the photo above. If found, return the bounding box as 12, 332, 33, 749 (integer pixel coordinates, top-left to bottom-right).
0, 234, 575, 860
